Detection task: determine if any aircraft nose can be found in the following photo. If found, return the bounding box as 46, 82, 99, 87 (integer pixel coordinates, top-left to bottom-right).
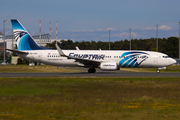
170, 58, 176, 65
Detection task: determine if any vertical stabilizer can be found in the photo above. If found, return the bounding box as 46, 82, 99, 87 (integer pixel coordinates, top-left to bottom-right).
11, 19, 44, 51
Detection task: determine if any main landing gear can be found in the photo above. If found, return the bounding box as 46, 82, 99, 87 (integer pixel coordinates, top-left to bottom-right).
88, 68, 96, 73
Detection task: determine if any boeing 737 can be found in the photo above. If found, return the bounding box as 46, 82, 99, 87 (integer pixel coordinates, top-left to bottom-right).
7, 19, 176, 73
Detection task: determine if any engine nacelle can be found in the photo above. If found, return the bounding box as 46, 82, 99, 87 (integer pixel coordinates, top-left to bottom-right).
100, 61, 119, 71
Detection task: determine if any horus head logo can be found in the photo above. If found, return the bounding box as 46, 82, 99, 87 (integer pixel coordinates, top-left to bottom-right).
14, 30, 27, 42
119, 52, 149, 67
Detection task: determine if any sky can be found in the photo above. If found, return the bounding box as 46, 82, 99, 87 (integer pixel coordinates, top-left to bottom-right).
0, 0, 180, 42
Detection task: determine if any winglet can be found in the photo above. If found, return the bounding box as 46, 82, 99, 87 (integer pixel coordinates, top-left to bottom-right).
76, 46, 80, 50
55, 41, 66, 57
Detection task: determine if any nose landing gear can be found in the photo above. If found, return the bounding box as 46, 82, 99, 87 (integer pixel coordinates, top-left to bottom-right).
156, 67, 166, 73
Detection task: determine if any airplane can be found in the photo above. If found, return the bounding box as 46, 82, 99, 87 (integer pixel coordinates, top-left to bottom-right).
7, 19, 176, 73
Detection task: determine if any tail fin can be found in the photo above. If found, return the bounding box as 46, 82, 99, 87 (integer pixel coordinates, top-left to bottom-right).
11, 19, 44, 51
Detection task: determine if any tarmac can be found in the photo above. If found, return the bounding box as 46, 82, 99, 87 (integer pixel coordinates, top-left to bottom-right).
0, 70, 180, 77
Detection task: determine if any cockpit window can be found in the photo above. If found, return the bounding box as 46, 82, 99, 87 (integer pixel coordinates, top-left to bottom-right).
163, 56, 169, 58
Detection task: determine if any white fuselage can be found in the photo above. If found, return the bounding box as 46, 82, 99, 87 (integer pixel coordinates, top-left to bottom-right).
17, 50, 176, 68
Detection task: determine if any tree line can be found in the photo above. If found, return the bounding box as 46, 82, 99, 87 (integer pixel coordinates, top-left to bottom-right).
46, 37, 179, 58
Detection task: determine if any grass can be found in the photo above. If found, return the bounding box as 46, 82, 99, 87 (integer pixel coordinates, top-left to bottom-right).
0, 77, 180, 119
163, 65, 180, 72
0, 65, 82, 73
121, 65, 180, 72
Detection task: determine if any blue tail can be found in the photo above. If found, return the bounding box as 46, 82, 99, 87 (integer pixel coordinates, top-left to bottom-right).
11, 19, 47, 51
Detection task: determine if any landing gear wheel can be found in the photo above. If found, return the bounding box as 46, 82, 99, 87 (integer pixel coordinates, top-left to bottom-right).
157, 69, 160, 73
88, 68, 96, 73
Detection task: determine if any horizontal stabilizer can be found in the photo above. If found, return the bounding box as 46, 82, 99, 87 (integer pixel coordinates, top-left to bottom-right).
6, 49, 28, 54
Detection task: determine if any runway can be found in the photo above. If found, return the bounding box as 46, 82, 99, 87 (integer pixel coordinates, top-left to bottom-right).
0, 70, 180, 77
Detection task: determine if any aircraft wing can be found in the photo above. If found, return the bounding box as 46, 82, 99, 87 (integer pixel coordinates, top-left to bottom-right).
6, 49, 29, 55
72, 56, 100, 67
55, 42, 101, 67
